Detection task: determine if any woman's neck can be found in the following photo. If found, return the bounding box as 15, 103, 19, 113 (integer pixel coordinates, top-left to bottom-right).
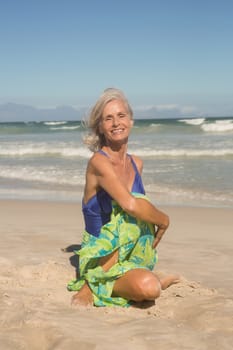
102, 143, 128, 162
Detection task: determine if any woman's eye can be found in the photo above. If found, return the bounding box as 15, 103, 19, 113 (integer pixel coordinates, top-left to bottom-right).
103, 116, 112, 122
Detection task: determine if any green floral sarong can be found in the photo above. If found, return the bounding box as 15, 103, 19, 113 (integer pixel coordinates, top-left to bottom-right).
67, 193, 158, 307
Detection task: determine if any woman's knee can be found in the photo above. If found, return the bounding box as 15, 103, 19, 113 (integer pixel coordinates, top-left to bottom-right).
135, 272, 161, 301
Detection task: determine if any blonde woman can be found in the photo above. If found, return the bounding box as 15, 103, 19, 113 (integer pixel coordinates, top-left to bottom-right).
68, 88, 179, 307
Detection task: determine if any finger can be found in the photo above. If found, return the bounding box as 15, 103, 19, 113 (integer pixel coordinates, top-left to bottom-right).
152, 238, 159, 249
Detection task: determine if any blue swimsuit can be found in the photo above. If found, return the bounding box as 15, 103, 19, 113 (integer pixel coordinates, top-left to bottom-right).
82, 150, 145, 237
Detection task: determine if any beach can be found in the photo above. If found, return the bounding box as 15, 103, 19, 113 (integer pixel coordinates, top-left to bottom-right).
1, 199, 232, 350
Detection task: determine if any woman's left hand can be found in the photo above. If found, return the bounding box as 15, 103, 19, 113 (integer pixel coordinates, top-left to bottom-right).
152, 225, 166, 249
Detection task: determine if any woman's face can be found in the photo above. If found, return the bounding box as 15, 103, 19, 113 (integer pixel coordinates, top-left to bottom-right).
100, 99, 133, 145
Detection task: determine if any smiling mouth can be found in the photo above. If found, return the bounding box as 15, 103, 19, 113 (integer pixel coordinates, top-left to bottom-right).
111, 128, 124, 134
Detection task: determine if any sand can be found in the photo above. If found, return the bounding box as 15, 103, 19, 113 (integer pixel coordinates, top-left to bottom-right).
0, 199, 232, 349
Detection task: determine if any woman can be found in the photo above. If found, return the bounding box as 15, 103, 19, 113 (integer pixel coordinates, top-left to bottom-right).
68, 88, 179, 307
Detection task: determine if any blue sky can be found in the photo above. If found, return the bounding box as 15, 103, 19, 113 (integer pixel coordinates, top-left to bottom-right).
1, 0, 233, 117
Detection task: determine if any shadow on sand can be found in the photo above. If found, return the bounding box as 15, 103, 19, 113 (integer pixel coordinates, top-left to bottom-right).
61, 244, 81, 279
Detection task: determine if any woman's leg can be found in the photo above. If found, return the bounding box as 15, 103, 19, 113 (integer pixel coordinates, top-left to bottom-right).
71, 246, 180, 306
112, 268, 180, 302
112, 269, 161, 301
71, 250, 119, 306
155, 271, 181, 290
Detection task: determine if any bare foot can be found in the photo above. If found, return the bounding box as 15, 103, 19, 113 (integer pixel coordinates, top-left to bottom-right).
155, 272, 181, 290
71, 282, 93, 307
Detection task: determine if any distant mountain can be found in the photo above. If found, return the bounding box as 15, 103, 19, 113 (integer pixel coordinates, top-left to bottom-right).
0, 103, 86, 122
0, 102, 200, 122
133, 105, 198, 119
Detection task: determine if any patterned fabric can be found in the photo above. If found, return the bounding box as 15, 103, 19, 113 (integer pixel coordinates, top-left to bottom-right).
67, 193, 158, 307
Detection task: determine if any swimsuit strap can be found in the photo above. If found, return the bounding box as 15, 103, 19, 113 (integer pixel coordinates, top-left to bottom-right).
98, 149, 109, 157
128, 154, 140, 175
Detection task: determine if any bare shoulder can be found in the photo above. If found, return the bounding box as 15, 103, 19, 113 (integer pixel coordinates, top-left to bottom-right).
84, 152, 113, 200
131, 154, 143, 174
88, 151, 112, 175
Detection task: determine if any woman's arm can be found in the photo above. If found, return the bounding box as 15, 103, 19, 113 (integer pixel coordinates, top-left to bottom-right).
90, 153, 169, 231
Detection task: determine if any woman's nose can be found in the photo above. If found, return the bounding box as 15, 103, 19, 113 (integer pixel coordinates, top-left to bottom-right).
112, 116, 120, 126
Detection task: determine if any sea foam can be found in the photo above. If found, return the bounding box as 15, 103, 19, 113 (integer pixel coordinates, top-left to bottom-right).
178, 118, 205, 125
201, 119, 233, 132
131, 148, 233, 157
0, 145, 91, 158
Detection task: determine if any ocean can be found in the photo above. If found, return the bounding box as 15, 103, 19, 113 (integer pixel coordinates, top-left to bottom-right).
0, 117, 233, 208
